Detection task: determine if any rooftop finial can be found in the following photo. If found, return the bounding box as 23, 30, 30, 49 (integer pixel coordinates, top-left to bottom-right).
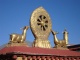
64, 28, 67, 31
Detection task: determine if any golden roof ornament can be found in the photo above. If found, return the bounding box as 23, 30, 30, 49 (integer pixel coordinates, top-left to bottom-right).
51, 29, 68, 48
6, 7, 69, 49
63, 29, 68, 45
30, 7, 52, 48
8, 26, 29, 46
10, 26, 29, 43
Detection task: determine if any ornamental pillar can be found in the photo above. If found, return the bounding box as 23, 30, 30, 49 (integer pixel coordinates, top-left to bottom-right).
16, 57, 22, 60
76, 57, 80, 60
59, 57, 63, 60
37, 56, 41, 60
69, 57, 72, 60
13, 55, 17, 60
46, 56, 50, 60
64, 57, 67, 60
51, 56, 55, 60
55, 57, 59, 60
27, 56, 32, 60
41, 56, 46, 60
71, 57, 74, 60
32, 56, 36, 60
22, 55, 27, 60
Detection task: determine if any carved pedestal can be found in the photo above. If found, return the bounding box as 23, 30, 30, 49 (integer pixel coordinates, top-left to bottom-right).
33, 39, 51, 48
7, 42, 27, 47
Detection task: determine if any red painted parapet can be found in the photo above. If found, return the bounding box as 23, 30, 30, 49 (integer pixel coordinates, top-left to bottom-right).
0, 46, 80, 56
0, 46, 80, 60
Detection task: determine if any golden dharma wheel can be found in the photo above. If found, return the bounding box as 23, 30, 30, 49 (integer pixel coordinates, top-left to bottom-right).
30, 7, 52, 39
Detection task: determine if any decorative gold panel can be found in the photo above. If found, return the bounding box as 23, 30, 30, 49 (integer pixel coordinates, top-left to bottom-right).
30, 7, 52, 48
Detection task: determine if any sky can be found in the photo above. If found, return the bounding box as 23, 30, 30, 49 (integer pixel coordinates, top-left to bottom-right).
0, 0, 80, 47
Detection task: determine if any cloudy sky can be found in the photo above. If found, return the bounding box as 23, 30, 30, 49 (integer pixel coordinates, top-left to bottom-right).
0, 0, 80, 47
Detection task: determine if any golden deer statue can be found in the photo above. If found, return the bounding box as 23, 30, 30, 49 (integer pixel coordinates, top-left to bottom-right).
9, 26, 29, 43
51, 29, 68, 48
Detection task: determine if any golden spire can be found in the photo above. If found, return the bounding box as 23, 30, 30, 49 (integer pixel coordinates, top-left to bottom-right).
63, 28, 68, 45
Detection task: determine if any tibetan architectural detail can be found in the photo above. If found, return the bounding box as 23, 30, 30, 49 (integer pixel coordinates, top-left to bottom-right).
8, 26, 29, 46
30, 7, 52, 48
0, 46, 80, 60
10, 26, 29, 43
0, 7, 80, 60
9, 26, 29, 43
51, 29, 68, 48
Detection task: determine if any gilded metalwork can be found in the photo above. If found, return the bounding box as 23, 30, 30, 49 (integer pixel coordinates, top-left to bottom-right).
30, 7, 52, 48
51, 29, 68, 48
9, 26, 29, 43
7, 7, 69, 48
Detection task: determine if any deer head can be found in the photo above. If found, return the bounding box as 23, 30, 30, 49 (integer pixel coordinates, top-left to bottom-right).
20, 26, 29, 30
51, 30, 58, 35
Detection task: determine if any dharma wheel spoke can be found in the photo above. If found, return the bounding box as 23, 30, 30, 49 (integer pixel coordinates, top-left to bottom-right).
37, 22, 41, 25
37, 19, 41, 22
43, 26, 46, 31
37, 15, 48, 31
37, 18, 42, 22
41, 25, 43, 30
42, 15, 44, 20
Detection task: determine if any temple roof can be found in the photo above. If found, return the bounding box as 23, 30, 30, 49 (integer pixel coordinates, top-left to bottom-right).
67, 44, 80, 52
0, 46, 80, 56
